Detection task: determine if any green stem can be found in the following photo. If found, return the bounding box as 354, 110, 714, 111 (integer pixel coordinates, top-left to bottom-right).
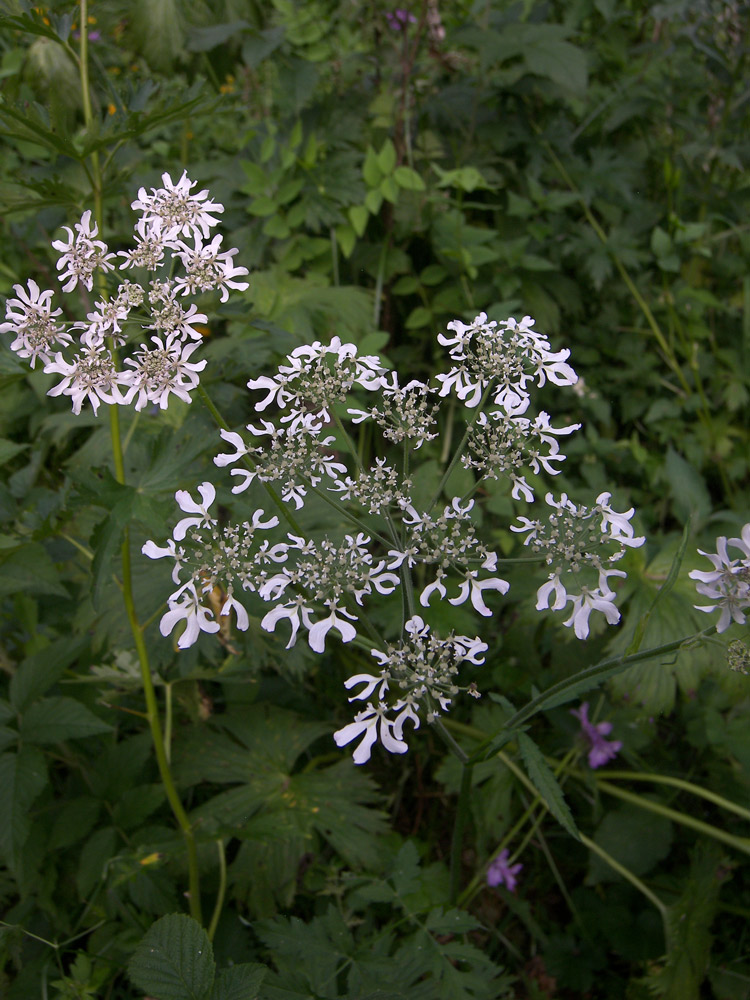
578, 832, 669, 938
207, 839, 227, 943
594, 779, 750, 858
427, 382, 494, 513
482, 627, 716, 753
589, 770, 750, 824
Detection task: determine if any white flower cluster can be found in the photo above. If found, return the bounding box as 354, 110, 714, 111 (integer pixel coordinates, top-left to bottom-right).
144, 313, 646, 763
512, 491, 645, 639
690, 524, 750, 632
0, 171, 248, 415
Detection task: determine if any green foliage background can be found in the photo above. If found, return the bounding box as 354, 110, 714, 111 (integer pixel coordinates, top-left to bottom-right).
0, 0, 749, 998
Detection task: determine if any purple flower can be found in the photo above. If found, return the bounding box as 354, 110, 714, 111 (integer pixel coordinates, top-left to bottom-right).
571, 702, 622, 769
486, 849, 523, 893
386, 9, 417, 30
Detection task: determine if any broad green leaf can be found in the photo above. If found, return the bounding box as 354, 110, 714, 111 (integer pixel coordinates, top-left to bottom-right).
242, 27, 285, 69
379, 175, 399, 204
186, 21, 249, 52
349, 204, 368, 237
362, 146, 382, 187
0, 747, 47, 868
364, 187, 383, 214
524, 38, 587, 95
665, 447, 711, 523
517, 733, 578, 839
393, 165, 425, 191
20, 697, 112, 744
10, 636, 86, 711
587, 803, 672, 884
211, 964, 267, 1000
0, 438, 27, 466
405, 306, 433, 330
335, 223, 356, 258
0, 542, 68, 598
128, 914, 215, 1000
376, 139, 397, 175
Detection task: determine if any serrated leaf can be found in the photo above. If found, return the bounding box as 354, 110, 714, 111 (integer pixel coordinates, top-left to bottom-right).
128, 914, 215, 1000
517, 733, 578, 839
20, 697, 112, 744
0, 747, 47, 868
211, 963, 267, 1000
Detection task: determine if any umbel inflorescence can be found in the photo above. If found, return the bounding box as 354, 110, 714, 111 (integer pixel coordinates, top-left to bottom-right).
141, 313, 645, 763
0, 171, 248, 414
1, 176, 646, 765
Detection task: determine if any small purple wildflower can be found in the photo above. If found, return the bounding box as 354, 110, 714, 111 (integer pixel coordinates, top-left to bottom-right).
571, 702, 622, 769
486, 849, 523, 893
386, 9, 417, 31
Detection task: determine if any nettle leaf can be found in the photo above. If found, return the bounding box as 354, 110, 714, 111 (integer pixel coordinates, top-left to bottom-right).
646, 846, 724, 1000
211, 963, 267, 1000
0, 746, 48, 869
517, 733, 578, 839
128, 914, 215, 1000
20, 696, 112, 744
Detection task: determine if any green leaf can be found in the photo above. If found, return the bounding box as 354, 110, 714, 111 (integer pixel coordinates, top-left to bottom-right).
379, 175, 399, 204
405, 306, 433, 330
588, 803, 672, 884
665, 447, 711, 523
10, 636, 86, 712
335, 223, 356, 259
211, 963, 267, 1000
0, 747, 47, 868
364, 188, 383, 214
186, 21, 250, 52
348, 204, 368, 237
242, 27, 285, 69
393, 165, 425, 190
524, 38, 587, 95
0, 542, 68, 598
362, 146, 382, 187
517, 733, 579, 839
376, 138, 397, 175
0, 438, 27, 466
128, 914, 215, 1000
20, 697, 112, 744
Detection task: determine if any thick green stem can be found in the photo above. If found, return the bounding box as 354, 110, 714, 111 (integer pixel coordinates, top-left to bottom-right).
78, 3, 202, 922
